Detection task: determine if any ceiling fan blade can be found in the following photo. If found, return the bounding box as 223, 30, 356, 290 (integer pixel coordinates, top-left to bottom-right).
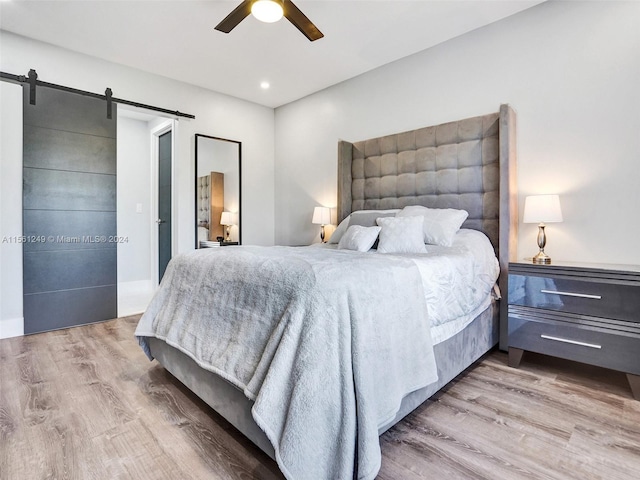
215, 0, 253, 33
283, 0, 324, 41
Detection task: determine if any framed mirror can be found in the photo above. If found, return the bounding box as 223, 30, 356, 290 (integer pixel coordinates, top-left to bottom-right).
195, 134, 241, 248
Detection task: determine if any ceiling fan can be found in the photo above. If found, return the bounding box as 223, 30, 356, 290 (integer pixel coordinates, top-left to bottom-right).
215, 0, 324, 42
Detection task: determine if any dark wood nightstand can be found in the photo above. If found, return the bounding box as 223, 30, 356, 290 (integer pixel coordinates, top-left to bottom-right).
507, 261, 640, 399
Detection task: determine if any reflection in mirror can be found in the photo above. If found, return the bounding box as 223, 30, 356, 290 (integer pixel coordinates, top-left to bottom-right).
195, 134, 241, 248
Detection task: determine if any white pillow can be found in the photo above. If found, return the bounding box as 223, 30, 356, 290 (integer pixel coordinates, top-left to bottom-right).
397, 205, 468, 247
197, 226, 209, 242
337, 225, 381, 252
328, 216, 349, 244
328, 209, 400, 244
375, 216, 426, 254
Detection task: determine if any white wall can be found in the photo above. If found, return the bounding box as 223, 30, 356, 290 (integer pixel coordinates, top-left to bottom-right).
117, 116, 152, 283
0, 31, 276, 337
274, 0, 640, 266
0, 82, 24, 338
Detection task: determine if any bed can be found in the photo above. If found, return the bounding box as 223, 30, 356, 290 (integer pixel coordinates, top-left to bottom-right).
135, 105, 518, 479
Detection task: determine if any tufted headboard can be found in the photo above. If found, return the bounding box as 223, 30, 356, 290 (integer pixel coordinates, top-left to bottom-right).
197, 174, 211, 228
337, 104, 517, 349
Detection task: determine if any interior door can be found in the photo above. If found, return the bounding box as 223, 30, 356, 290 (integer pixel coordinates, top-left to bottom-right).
158, 130, 172, 281
22, 86, 117, 334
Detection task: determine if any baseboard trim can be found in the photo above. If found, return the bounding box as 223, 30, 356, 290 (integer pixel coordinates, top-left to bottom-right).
0, 317, 24, 339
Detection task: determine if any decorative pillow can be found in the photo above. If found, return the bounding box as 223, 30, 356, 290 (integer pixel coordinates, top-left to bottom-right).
397, 205, 468, 247
349, 210, 397, 248
337, 225, 381, 252
197, 226, 209, 242
375, 216, 426, 254
328, 209, 399, 244
328, 216, 350, 244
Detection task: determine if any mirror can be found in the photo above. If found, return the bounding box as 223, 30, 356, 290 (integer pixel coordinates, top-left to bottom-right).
195, 134, 241, 248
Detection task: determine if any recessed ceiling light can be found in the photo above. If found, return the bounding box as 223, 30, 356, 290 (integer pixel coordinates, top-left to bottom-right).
260, 81, 270, 90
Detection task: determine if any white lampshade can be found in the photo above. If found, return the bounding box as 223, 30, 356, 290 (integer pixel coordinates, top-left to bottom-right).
251, 0, 284, 23
523, 195, 563, 224
312, 206, 331, 225
220, 212, 234, 226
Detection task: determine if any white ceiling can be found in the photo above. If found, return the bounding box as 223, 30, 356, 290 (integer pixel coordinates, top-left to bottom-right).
0, 1, 544, 108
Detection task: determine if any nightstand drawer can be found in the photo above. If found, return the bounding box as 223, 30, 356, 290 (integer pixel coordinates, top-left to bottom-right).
509, 274, 640, 323
508, 310, 640, 375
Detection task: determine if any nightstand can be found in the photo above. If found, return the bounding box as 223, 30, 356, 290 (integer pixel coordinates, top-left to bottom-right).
507, 261, 640, 399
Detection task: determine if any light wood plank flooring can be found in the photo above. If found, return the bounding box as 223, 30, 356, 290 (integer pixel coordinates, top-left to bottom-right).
1, 315, 639, 479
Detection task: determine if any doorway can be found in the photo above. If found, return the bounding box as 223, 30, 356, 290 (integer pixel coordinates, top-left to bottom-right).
116, 109, 174, 317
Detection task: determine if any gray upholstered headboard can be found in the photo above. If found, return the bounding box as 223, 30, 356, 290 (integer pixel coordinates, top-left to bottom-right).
337, 104, 517, 350
197, 175, 211, 227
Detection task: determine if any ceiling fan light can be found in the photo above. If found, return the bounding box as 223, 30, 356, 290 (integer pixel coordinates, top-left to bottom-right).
251, 0, 284, 23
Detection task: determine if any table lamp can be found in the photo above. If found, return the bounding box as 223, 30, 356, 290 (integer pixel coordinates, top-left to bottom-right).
220, 211, 234, 242
312, 206, 331, 243
523, 194, 563, 264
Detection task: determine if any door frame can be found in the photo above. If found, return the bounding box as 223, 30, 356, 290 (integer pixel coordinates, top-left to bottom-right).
150, 119, 177, 286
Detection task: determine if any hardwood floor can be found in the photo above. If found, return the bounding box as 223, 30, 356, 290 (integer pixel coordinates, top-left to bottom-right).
1, 315, 639, 479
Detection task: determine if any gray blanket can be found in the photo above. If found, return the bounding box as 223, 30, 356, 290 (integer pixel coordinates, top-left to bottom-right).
135, 246, 438, 480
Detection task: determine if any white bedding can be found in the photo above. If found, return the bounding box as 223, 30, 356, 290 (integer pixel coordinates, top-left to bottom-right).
320, 228, 499, 344
416, 229, 500, 343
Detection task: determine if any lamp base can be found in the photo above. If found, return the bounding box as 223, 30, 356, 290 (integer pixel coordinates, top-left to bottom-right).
532, 251, 551, 264
532, 224, 551, 264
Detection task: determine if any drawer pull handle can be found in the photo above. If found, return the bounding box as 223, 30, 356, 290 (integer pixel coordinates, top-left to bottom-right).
541, 334, 602, 349
540, 289, 602, 300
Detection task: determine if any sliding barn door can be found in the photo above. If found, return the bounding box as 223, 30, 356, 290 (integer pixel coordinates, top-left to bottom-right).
22, 86, 117, 334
